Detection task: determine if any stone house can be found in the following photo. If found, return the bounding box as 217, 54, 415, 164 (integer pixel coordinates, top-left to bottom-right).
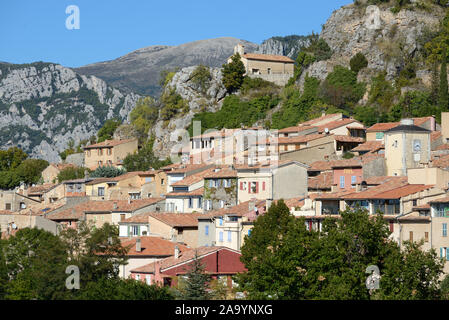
203, 166, 237, 212
229, 44, 294, 86
83, 138, 138, 170
41, 163, 77, 184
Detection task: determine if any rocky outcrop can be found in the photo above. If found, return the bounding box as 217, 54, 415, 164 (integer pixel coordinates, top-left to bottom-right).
255, 35, 312, 59
75, 37, 258, 97
299, 2, 445, 88
151, 66, 227, 159
0, 62, 140, 162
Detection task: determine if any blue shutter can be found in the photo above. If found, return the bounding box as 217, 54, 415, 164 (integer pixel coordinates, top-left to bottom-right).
441, 247, 444, 258
248, 229, 252, 236
205, 225, 209, 236
446, 248, 449, 261
340, 176, 345, 188
219, 231, 223, 242
228, 231, 232, 242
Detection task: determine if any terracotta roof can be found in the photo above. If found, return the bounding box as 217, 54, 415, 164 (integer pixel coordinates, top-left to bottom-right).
204, 167, 237, 178
413, 117, 434, 127
282, 197, 306, 209
308, 171, 334, 190
148, 212, 202, 227
83, 138, 137, 149
343, 183, 432, 200
366, 122, 399, 132
431, 131, 442, 142
121, 236, 190, 257
171, 168, 216, 186
162, 163, 211, 174
235, 159, 305, 170
363, 176, 407, 186
431, 154, 449, 169
243, 53, 294, 63
27, 183, 58, 195
85, 172, 145, 185
333, 135, 365, 143
121, 212, 152, 223
435, 143, 449, 151
202, 200, 266, 220
316, 119, 361, 133
46, 198, 165, 221
52, 163, 77, 171
429, 196, 449, 204
277, 125, 316, 134
351, 141, 384, 153
308, 160, 333, 172
314, 190, 356, 200
190, 128, 240, 140
412, 203, 430, 210
166, 187, 204, 197
130, 246, 235, 274
0, 210, 13, 215
386, 124, 430, 133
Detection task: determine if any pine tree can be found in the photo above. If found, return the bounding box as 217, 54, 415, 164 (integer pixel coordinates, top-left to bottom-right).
431, 61, 439, 105
178, 251, 212, 300
439, 50, 449, 111
222, 53, 246, 93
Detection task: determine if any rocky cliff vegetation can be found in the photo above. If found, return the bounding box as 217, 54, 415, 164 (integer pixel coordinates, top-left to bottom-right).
0, 62, 140, 162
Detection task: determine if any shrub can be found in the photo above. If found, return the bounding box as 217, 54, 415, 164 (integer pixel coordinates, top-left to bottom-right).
222, 53, 246, 93
350, 52, 368, 74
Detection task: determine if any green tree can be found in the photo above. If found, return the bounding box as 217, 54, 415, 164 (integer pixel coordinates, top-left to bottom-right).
90, 166, 126, 178
350, 52, 368, 74
57, 166, 89, 183
238, 200, 316, 299
0, 147, 27, 171
176, 251, 212, 300
1, 228, 70, 300
97, 119, 122, 143
222, 53, 246, 93
123, 139, 171, 172
15, 159, 49, 185
160, 88, 189, 121
130, 97, 159, 143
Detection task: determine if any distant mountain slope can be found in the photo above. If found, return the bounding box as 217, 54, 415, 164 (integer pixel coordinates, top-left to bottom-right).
0, 62, 140, 162
74, 37, 258, 97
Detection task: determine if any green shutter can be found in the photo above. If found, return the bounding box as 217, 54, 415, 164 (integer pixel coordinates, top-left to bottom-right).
127, 225, 130, 237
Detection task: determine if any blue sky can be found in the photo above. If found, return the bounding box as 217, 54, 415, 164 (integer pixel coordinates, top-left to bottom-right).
0, 0, 350, 68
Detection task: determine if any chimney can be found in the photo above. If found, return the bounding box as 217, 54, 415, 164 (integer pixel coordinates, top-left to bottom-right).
128, 198, 131, 204
174, 245, 180, 259
400, 118, 414, 126
136, 238, 141, 252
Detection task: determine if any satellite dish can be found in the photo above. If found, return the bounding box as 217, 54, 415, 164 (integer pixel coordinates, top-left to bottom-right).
324, 128, 329, 134
12, 223, 17, 230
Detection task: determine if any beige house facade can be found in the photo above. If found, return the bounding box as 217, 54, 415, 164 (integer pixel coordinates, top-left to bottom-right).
83, 138, 138, 170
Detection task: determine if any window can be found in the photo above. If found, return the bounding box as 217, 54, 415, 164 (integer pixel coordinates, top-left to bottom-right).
227, 231, 232, 242
20, 202, 26, 209
98, 160, 103, 166
219, 231, 223, 242
136, 274, 140, 281
219, 200, 225, 208
5, 203, 11, 210
425, 232, 429, 242
412, 199, 417, 207
146, 275, 151, 285
409, 231, 413, 242
130, 193, 141, 200
250, 182, 257, 194
205, 225, 209, 236
132, 225, 139, 236
206, 200, 212, 211
389, 222, 394, 233
443, 223, 447, 237
188, 198, 193, 208
351, 176, 356, 186
161, 179, 165, 185
98, 187, 105, 196
198, 197, 202, 209
248, 229, 252, 236
209, 180, 214, 188
107, 148, 112, 155
340, 176, 345, 189
218, 217, 223, 226
447, 248, 449, 261
393, 140, 398, 148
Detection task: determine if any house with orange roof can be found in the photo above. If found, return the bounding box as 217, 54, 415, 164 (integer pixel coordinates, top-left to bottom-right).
119, 236, 190, 279
25, 183, 65, 204
230, 44, 294, 86
83, 138, 138, 170
45, 198, 165, 230
130, 246, 246, 290
0, 190, 41, 212
197, 200, 266, 250
164, 167, 216, 213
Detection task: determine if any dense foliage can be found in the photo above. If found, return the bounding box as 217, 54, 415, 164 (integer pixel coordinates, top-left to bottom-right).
97, 119, 122, 143
238, 200, 445, 300
0, 147, 48, 189
57, 166, 89, 183
0, 223, 173, 300
222, 53, 246, 93
123, 139, 172, 172
90, 165, 126, 178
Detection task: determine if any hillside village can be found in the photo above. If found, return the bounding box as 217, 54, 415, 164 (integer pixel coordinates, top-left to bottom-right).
6, 0, 449, 300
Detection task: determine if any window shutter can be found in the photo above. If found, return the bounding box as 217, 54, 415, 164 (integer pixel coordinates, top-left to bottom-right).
446, 248, 449, 261
262, 181, 266, 191
240, 182, 243, 190
255, 182, 259, 194
441, 247, 443, 258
